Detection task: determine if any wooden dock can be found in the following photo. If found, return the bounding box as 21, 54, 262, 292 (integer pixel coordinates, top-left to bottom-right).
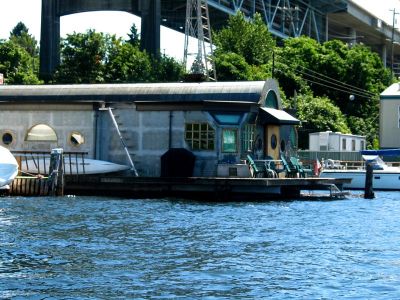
8, 176, 49, 196
64, 175, 351, 200
7, 150, 351, 200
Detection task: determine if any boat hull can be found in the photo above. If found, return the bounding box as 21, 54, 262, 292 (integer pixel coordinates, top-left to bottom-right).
320, 170, 400, 190
0, 146, 18, 188
20, 158, 130, 175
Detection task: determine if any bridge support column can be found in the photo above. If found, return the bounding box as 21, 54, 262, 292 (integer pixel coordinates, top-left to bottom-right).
381, 44, 388, 68
140, 0, 161, 58
347, 27, 357, 47
40, 0, 60, 82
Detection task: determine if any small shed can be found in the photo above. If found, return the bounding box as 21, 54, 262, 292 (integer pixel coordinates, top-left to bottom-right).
309, 131, 366, 152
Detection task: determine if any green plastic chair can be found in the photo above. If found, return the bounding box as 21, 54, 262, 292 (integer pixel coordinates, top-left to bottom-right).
246, 155, 265, 178
280, 154, 298, 178
290, 156, 313, 178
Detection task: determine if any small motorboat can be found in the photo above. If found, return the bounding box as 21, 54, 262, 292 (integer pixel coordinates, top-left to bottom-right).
320, 149, 400, 190
0, 146, 19, 189
20, 156, 130, 175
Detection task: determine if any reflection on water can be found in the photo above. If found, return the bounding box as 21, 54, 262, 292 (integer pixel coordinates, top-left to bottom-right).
1, 193, 400, 298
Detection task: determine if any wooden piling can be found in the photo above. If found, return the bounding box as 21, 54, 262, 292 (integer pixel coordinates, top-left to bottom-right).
47, 148, 64, 196
10, 176, 48, 196
364, 162, 375, 199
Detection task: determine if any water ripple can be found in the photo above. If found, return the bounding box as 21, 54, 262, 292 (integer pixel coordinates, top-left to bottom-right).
0, 193, 400, 298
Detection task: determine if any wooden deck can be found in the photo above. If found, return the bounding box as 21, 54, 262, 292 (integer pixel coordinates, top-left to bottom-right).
63, 175, 352, 200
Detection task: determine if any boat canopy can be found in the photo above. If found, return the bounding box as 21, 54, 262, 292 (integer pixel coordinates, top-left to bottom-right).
360, 149, 400, 156
361, 155, 386, 170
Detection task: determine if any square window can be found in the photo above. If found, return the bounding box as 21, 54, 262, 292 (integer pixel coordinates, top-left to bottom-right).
184, 123, 215, 151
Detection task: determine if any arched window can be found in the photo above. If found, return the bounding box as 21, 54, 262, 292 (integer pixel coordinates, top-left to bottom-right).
26, 124, 57, 142
265, 90, 279, 109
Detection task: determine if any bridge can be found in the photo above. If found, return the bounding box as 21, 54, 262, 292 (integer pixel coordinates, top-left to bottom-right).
40, 0, 400, 80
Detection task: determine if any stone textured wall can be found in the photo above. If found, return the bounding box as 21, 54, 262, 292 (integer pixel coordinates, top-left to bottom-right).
0, 104, 95, 155
102, 104, 219, 177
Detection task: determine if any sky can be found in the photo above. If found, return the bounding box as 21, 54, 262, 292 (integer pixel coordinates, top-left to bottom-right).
0, 0, 399, 61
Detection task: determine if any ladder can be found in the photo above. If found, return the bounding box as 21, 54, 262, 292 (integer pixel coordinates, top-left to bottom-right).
184, 0, 217, 81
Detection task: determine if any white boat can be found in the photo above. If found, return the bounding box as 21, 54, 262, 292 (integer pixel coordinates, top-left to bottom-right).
320, 149, 400, 190
0, 146, 19, 189
20, 156, 130, 175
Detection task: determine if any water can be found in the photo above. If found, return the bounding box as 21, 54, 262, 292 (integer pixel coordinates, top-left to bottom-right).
1, 192, 400, 299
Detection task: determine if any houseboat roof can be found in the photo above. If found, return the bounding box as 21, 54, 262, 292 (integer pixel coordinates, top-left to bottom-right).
0, 81, 267, 103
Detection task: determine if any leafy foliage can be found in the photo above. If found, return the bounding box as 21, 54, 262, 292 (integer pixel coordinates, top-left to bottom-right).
275, 36, 391, 146
151, 55, 185, 82
9, 22, 39, 57
106, 39, 153, 83
126, 24, 140, 48
296, 94, 350, 149
54, 29, 184, 84
213, 12, 275, 80
0, 40, 40, 84
213, 52, 252, 81
54, 30, 112, 83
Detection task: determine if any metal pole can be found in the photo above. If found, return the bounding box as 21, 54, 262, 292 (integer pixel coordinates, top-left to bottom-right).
102, 107, 139, 177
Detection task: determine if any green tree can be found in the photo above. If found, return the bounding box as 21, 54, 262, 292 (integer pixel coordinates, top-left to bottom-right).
214, 12, 275, 66
212, 12, 275, 80
106, 40, 153, 82
126, 24, 140, 47
213, 52, 252, 81
54, 30, 115, 83
276, 36, 392, 146
55, 29, 185, 84
9, 22, 39, 57
296, 94, 350, 149
151, 55, 185, 82
0, 40, 40, 84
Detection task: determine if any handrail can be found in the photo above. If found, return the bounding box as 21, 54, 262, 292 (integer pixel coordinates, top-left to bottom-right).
11, 150, 89, 176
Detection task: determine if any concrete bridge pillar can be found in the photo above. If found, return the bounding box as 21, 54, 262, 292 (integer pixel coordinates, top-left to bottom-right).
347, 27, 357, 47
40, 0, 60, 82
381, 44, 388, 68
140, 0, 161, 57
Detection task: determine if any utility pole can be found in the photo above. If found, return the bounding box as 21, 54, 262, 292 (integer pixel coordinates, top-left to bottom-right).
390, 8, 399, 78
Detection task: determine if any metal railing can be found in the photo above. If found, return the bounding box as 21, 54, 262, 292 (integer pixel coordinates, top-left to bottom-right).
12, 151, 89, 176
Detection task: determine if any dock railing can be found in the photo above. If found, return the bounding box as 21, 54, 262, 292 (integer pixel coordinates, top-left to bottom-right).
12, 151, 89, 177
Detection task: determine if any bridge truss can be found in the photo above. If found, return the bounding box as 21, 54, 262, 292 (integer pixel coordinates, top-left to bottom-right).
163, 0, 347, 43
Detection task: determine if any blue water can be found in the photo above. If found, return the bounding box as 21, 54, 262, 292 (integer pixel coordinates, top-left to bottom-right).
1, 192, 400, 299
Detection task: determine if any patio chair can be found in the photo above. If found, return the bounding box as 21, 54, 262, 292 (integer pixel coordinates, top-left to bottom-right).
280, 154, 298, 178
290, 156, 313, 178
246, 155, 265, 178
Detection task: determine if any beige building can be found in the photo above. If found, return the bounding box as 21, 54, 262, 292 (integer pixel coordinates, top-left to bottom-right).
380, 83, 400, 149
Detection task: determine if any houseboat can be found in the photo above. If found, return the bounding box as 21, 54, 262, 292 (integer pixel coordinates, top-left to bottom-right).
0, 80, 299, 178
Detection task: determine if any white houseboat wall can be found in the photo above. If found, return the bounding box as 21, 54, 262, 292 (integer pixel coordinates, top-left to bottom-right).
0, 80, 299, 177
380, 83, 400, 149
